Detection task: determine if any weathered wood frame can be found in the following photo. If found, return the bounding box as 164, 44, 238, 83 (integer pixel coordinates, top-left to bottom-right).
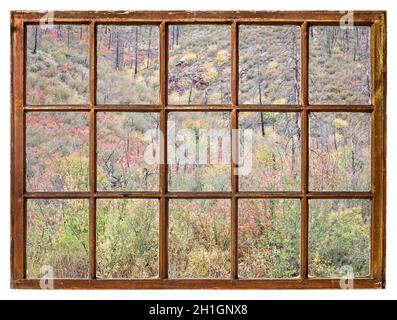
11, 11, 386, 289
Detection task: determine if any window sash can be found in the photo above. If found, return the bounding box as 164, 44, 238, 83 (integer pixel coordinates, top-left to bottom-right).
11, 10, 386, 289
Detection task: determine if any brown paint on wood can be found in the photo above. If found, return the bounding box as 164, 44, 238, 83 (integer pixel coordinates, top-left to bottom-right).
12, 277, 382, 290
88, 22, 97, 280
11, 16, 26, 281
230, 22, 238, 280
300, 21, 309, 280
370, 18, 387, 286
11, 10, 386, 22
10, 11, 386, 290
159, 22, 168, 279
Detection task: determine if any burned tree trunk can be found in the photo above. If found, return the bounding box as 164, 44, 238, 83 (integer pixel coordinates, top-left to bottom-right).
134, 27, 139, 76
326, 28, 332, 57
291, 112, 301, 172
32, 25, 39, 54
115, 32, 124, 70
171, 26, 175, 48
146, 27, 152, 69
67, 26, 72, 49
256, 64, 265, 137
176, 26, 180, 45
57, 25, 62, 41
188, 78, 194, 104
260, 113, 265, 137
291, 31, 299, 104
107, 28, 112, 49
353, 27, 359, 61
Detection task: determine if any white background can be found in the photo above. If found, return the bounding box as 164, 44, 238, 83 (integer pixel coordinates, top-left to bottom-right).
1, 0, 395, 300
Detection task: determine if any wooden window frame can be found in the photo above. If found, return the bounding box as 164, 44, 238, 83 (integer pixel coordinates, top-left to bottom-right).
10, 10, 386, 290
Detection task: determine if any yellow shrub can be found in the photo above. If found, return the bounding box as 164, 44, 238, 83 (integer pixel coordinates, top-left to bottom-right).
182, 52, 197, 65
204, 63, 218, 82
216, 50, 229, 66
267, 60, 279, 69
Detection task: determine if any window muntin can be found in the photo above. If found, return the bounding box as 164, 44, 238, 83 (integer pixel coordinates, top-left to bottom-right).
11, 11, 386, 289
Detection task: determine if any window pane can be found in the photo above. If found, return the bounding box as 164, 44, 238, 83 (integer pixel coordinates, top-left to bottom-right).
309, 26, 371, 105
26, 112, 89, 192
169, 199, 230, 278
239, 112, 301, 191
309, 112, 371, 191
27, 199, 89, 278
26, 25, 89, 105
97, 25, 160, 104
168, 112, 230, 191
96, 199, 159, 279
239, 25, 301, 105
309, 199, 371, 278
168, 25, 231, 104
239, 199, 300, 278
97, 112, 160, 191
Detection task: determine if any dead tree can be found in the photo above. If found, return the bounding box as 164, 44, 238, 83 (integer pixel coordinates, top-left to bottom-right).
256, 63, 265, 137
115, 31, 124, 70
176, 26, 180, 45
56, 25, 62, 41
188, 78, 194, 104
171, 26, 175, 48
146, 27, 152, 69
353, 27, 359, 61
32, 25, 39, 54
107, 28, 112, 49
366, 70, 371, 102
326, 28, 333, 57
170, 26, 180, 49
134, 27, 139, 76
342, 28, 350, 53
291, 31, 300, 104
67, 26, 72, 49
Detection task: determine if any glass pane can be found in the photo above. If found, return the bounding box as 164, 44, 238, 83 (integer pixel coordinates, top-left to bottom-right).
169, 199, 230, 278
168, 112, 230, 191
97, 112, 160, 191
96, 199, 159, 279
97, 25, 160, 104
26, 25, 89, 105
239, 25, 301, 105
309, 26, 371, 105
27, 199, 89, 278
309, 199, 371, 278
238, 199, 300, 278
168, 25, 231, 104
309, 112, 371, 191
26, 112, 89, 192
239, 112, 301, 191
